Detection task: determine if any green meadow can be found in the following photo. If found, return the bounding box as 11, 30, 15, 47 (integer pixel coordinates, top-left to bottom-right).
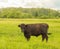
0, 19, 60, 49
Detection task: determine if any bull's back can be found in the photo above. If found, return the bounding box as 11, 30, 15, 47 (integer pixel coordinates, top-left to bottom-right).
27, 23, 49, 29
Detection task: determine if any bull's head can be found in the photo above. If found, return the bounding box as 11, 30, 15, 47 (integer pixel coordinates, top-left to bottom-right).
18, 24, 27, 32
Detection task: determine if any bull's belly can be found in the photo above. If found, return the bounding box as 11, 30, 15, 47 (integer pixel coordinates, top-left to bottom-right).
31, 32, 41, 36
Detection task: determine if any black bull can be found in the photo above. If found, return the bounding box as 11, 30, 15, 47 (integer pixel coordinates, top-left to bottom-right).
18, 23, 49, 42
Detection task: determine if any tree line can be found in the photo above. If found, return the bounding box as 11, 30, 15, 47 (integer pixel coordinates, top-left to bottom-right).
0, 7, 60, 19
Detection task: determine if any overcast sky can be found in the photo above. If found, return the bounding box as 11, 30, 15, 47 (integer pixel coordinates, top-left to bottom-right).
0, 0, 60, 10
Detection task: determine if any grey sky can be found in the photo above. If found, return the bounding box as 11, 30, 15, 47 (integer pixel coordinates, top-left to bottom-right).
0, 0, 60, 10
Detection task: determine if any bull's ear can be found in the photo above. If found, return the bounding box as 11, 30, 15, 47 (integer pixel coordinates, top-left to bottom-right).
18, 25, 20, 27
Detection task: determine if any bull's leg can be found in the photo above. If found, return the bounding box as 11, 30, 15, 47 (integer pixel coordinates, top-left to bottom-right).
42, 33, 48, 42
42, 34, 45, 42
42, 29, 48, 42
45, 34, 48, 42
24, 33, 30, 41
26, 35, 30, 41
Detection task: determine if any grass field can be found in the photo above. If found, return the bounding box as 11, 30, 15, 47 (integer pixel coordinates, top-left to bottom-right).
0, 19, 60, 49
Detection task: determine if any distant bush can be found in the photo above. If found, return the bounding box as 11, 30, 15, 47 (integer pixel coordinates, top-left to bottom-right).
0, 7, 60, 19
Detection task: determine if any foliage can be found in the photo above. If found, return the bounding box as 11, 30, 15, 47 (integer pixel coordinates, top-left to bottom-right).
0, 7, 60, 19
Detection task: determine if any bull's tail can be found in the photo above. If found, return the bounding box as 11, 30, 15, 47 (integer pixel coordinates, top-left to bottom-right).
47, 33, 52, 35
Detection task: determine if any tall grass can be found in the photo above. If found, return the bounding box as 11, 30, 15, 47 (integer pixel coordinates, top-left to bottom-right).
0, 19, 60, 49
